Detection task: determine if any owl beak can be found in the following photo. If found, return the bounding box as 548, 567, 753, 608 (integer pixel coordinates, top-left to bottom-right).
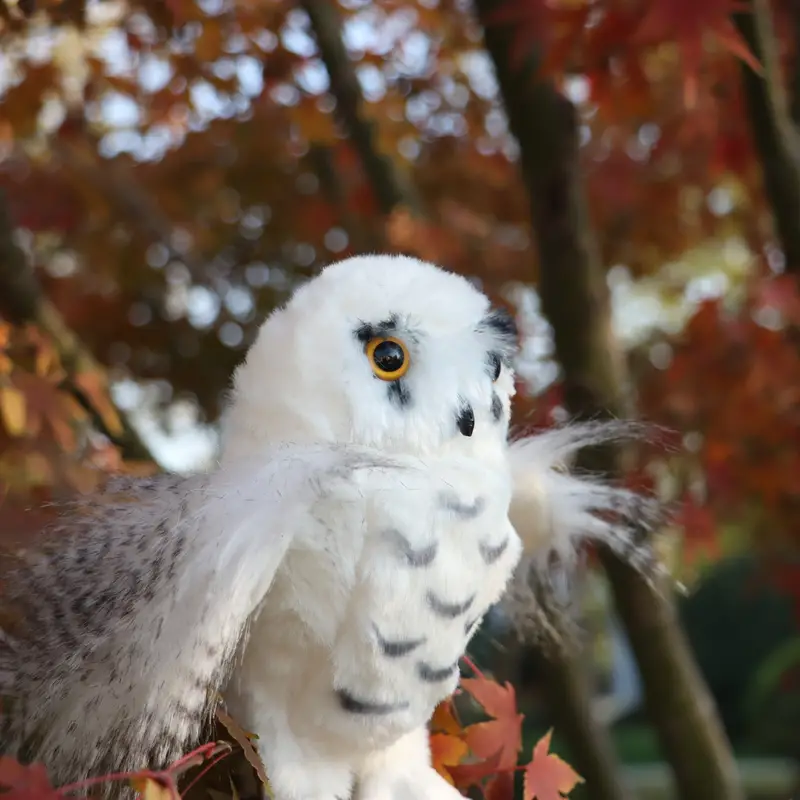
456, 404, 475, 437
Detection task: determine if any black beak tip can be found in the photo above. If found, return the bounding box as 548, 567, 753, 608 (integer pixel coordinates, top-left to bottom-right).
457, 405, 475, 437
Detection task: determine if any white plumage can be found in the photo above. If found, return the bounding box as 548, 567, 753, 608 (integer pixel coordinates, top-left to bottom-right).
0, 254, 658, 800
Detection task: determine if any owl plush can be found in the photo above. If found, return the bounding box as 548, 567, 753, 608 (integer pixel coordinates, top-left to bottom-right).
0, 255, 658, 799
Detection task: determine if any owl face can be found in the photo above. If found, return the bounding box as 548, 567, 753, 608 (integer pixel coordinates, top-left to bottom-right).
223, 255, 519, 460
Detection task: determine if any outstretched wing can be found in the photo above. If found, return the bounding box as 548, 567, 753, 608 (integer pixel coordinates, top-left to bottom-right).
0, 443, 394, 786
504, 421, 666, 634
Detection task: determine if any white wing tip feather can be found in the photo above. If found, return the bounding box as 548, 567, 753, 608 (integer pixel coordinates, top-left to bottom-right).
504, 419, 670, 642
508, 420, 667, 570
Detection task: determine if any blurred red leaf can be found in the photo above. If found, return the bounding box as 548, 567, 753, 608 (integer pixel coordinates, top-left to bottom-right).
0, 757, 61, 800
631, 0, 759, 107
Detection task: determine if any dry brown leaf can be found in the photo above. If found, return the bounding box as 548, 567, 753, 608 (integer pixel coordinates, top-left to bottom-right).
216, 707, 271, 794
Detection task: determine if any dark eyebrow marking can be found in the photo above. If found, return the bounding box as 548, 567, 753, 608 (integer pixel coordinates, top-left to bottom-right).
481, 308, 518, 341
354, 314, 400, 343
427, 591, 475, 618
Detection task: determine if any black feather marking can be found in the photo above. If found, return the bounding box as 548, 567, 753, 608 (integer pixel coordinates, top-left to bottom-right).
336, 689, 409, 715
373, 625, 427, 657
487, 352, 502, 381
491, 392, 504, 422
417, 661, 459, 683
387, 379, 412, 408
439, 491, 484, 519
455, 402, 474, 437
479, 537, 510, 565
166, 532, 186, 582
426, 591, 475, 618
385, 528, 437, 567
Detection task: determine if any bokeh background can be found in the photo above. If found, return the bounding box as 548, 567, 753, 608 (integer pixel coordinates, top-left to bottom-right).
1, 0, 799, 798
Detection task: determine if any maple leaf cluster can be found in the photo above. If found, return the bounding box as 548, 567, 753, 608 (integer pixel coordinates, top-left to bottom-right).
486, 0, 759, 109
638, 273, 800, 554
0, 321, 132, 498
430, 665, 583, 800
0, 674, 582, 800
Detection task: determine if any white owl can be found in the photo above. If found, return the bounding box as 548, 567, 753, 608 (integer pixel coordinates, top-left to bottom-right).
0, 254, 657, 800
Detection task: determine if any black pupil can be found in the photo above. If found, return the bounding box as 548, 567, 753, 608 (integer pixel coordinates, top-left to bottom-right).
373, 340, 405, 373
489, 353, 502, 381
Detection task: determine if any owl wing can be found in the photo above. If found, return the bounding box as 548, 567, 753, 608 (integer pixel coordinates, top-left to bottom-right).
0, 442, 399, 783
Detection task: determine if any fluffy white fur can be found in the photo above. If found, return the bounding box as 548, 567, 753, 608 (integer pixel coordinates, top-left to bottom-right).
0, 255, 658, 800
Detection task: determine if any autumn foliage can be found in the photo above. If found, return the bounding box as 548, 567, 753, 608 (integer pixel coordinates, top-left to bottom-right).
2, 0, 800, 795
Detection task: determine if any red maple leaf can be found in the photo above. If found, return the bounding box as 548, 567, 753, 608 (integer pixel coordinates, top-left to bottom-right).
523, 730, 583, 800
460, 677, 524, 771
448, 747, 506, 792
486, 770, 516, 800
631, 0, 759, 108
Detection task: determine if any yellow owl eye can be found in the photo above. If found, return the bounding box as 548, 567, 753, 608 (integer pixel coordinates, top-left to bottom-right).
365, 336, 410, 381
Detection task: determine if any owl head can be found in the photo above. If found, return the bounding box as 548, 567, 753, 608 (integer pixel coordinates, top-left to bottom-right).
221, 255, 519, 461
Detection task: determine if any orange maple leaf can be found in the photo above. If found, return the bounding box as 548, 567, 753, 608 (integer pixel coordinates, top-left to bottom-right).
460, 677, 523, 771
523, 730, 583, 800
430, 733, 469, 785
631, 0, 759, 108
431, 698, 463, 735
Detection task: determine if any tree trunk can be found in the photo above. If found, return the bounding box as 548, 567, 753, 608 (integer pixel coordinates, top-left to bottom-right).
474, 5, 745, 800
734, 0, 800, 275
301, 0, 422, 217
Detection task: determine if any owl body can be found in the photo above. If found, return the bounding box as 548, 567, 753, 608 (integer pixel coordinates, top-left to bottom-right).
226, 451, 522, 773
0, 255, 659, 800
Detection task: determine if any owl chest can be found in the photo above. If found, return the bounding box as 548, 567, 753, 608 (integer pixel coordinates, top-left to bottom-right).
326, 483, 522, 734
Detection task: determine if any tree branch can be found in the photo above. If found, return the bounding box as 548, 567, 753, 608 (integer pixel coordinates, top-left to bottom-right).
474, 6, 745, 800
307, 144, 384, 252
733, 0, 800, 274
0, 190, 156, 464
300, 0, 422, 217
50, 138, 208, 278
789, 2, 800, 126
